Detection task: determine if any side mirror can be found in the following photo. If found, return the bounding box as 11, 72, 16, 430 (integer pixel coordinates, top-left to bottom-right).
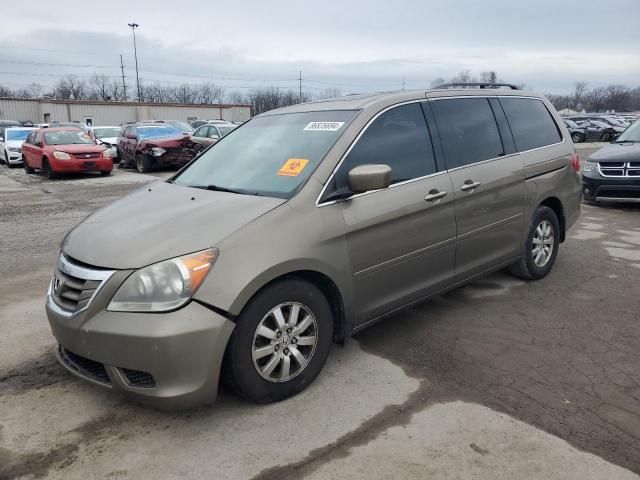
348, 164, 392, 193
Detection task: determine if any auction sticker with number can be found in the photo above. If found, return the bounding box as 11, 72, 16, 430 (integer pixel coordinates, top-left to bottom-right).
304, 122, 344, 132
278, 158, 309, 177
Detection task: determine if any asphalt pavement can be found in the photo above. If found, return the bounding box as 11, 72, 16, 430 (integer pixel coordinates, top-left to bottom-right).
1, 146, 639, 479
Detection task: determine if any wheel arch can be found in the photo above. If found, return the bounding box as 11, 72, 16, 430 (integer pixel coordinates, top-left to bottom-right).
539, 196, 566, 242
230, 269, 349, 345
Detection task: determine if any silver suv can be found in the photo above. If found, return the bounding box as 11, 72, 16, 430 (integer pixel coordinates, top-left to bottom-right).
46, 84, 581, 410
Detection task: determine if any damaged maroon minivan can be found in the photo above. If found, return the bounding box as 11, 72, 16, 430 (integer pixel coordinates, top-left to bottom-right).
117, 123, 200, 173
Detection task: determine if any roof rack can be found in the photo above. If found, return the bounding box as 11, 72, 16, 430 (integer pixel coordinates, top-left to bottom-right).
433, 83, 521, 90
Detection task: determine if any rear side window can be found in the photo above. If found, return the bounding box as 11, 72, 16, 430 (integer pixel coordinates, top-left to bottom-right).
332, 103, 436, 191
500, 97, 562, 151
431, 98, 504, 168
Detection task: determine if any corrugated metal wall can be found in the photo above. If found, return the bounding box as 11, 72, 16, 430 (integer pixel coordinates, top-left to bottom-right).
0, 99, 40, 121
0, 99, 251, 125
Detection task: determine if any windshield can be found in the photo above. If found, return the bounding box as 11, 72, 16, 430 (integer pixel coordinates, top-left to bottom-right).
218, 126, 236, 136
93, 127, 121, 138
6, 129, 33, 141
614, 121, 640, 142
172, 122, 194, 133
138, 125, 182, 139
174, 110, 357, 198
44, 130, 94, 145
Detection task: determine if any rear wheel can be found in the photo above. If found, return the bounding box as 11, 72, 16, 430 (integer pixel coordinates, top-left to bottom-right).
571, 132, 585, 143
100, 171, 111, 176
43, 158, 58, 179
222, 278, 333, 403
135, 154, 154, 173
508, 206, 560, 280
23, 156, 34, 174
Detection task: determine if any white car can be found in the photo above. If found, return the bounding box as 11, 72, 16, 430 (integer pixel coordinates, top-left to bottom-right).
91, 126, 122, 160
0, 127, 36, 167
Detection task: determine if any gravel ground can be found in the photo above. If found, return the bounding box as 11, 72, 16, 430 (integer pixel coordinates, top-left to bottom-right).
1, 148, 639, 479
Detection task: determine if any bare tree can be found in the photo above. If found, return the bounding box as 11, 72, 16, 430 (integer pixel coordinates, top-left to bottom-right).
27, 82, 43, 98
196, 82, 225, 104
50, 75, 87, 100
570, 81, 588, 109
480, 71, 499, 84
450, 70, 477, 85
89, 73, 112, 100
584, 87, 607, 112
315, 88, 342, 100
605, 84, 630, 112
225, 90, 247, 104
430, 77, 446, 87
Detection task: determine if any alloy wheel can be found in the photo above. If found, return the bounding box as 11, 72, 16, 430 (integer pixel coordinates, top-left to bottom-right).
252, 302, 318, 383
532, 219, 554, 267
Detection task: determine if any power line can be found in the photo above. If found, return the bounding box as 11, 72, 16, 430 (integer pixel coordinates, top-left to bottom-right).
0, 58, 117, 68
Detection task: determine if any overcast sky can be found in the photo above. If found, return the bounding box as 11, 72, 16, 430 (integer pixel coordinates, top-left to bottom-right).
1, 0, 639, 96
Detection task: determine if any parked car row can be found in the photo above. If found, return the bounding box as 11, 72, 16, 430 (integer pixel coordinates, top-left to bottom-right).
562, 114, 635, 143
0, 117, 242, 177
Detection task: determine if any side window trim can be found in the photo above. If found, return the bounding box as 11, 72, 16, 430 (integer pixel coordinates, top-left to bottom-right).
317, 100, 452, 206
488, 97, 516, 155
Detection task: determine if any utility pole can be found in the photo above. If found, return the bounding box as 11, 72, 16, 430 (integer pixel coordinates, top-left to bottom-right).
128, 22, 141, 102
402, 76, 405, 90
119, 54, 127, 101
299, 70, 302, 103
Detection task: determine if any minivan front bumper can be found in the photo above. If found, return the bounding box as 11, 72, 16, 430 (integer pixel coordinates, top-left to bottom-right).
46, 296, 235, 410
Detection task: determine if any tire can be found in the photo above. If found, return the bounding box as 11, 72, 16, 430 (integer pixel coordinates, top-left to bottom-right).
100, 171, 111, 176
23, 157, 34, 174
571, 132, 585, 143
508, 206, 560, 280
43, 158, 58, 179
135, 154, 154, 173
222, 278, 333, 403
3, 150, 8, 166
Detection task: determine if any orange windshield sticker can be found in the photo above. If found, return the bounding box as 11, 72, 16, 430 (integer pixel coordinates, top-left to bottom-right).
278, 158, 309, 177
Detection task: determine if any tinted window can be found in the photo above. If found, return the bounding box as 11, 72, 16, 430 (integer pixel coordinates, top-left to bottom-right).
194, 125, 208, 137
332, 103, 436, 192
500, 97, 562, 151
431, 98, 503, 168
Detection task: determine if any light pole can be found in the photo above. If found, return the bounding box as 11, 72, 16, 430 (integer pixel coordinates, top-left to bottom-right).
128, 22, 141, 102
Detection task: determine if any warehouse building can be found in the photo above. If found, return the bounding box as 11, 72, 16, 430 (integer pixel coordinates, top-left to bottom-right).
0, 97, 251, 126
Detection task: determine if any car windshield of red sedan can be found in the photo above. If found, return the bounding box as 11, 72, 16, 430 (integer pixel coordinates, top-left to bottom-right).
138, 126, 182, 139
44, 130, 94, 145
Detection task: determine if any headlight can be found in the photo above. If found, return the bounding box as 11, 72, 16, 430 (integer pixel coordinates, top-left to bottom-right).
582, 161, 597, 172
108, 248, 218, 312
102, 148, 113, 158
8, 146, 21, 152
53, 151, 71, 160
151, 147, 166, 157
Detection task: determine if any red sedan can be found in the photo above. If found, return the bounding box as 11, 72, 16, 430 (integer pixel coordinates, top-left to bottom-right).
21, 128, 114, 179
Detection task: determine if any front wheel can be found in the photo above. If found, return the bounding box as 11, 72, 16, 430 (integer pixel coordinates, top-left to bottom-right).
571, 132, 585, 143
135, 154, 154, 173
43, 159, 58, 179
222, 278, 333, 403
508, 206, 560, 280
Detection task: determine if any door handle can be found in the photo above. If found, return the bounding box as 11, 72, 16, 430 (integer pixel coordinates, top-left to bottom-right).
460, 180, 481, 191
424, 189, 448, 202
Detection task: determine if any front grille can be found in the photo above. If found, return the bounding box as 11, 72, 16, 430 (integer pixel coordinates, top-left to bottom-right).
52, 268, 101, 313
119, 368, 156, 388
58, 346, 111, 385
71, 152, 101, 160
49, 255, 114, 317
598, 162, 640, 178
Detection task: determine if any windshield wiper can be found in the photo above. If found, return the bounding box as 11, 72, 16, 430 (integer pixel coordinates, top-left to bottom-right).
190, 184, 261, 196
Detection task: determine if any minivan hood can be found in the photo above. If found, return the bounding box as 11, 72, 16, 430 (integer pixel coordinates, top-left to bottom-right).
62, 182, 286, 269
589, 143, 640, 163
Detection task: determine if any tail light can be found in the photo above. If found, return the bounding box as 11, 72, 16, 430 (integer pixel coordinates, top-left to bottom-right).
571, 153, 580, 172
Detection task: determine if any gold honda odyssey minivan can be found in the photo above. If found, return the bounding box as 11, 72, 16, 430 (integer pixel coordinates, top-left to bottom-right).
46, 84, 581, 410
